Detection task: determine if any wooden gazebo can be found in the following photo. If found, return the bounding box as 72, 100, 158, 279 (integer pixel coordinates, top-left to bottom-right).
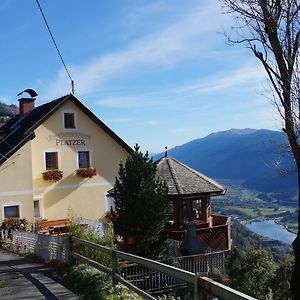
156, 156, 231, 255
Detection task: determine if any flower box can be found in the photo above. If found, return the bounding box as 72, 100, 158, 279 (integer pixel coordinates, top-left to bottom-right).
76, 168, 97, 178
43, 169, 63, 182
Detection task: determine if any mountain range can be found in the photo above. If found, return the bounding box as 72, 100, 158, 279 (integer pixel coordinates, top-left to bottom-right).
155, 128, 297, 194
0, 102, 18, 117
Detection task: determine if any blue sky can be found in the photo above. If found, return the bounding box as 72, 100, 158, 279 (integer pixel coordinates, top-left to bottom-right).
0, 0, 279, 152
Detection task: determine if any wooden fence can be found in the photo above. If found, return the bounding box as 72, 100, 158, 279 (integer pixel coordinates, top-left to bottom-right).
4, 230, 70, 263
70, 236, 257, 300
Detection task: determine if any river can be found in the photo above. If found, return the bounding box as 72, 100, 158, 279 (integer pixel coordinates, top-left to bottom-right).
245, 219, 297, 245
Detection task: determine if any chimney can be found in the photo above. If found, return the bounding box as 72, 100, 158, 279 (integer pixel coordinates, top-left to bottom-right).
18, 98, 35, 115
17, 89, 38, 116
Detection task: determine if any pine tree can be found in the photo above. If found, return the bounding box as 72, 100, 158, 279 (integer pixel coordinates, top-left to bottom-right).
113, 144, 168, 258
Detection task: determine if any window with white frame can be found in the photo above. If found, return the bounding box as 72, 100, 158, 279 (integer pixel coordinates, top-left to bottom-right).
45, 152, 58, 169
34, 200, 41, 218
78, 151, 90, 168
62, 109, 77, 130
64, 112, 75, 129
4, 205, 20, 218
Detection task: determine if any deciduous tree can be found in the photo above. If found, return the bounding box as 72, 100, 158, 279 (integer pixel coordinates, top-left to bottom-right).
232, 248, 275, 299
221, 1, 300, 297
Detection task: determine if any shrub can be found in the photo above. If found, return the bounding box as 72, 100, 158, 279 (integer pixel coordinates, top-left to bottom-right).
64, 263, 143, 300
1, 217, 28, 231
231, 248, 275, 299
69, 216, 115, 267
270, 255, 294, 300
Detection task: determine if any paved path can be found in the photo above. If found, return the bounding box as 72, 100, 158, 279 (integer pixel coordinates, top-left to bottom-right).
0, 249, 79, 299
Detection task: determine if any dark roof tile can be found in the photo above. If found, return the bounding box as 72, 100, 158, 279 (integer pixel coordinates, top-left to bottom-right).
156, 156, 225, 196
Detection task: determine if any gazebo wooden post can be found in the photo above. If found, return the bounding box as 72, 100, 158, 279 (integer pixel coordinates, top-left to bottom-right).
173, 198, 183, 229
201, 197, 211, 223
187, 200, 193, 220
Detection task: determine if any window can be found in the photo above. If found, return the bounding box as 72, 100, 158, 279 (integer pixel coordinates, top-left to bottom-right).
4, 205, 19, 218
45, 152, 58, 169
64, 112, 75, 129
78, 151, 90, 168
34, 200, 40, 218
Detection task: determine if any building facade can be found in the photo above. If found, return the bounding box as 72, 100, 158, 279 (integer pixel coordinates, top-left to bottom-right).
0, 94, 132, 223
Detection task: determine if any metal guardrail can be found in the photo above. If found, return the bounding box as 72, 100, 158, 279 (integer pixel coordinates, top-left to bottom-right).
70, 236, 256, 300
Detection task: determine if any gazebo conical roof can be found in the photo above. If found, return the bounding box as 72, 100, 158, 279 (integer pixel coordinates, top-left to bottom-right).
156, 156, 226, 197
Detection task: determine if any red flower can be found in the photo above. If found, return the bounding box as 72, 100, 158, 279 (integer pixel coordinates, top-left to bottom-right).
43, 170, 63, 182
76, 168, 97, 178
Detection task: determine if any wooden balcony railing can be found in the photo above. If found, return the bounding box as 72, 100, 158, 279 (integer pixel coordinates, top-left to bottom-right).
165, 214, 231, 251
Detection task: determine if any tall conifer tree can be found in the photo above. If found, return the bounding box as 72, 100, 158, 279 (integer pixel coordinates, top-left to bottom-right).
113, 145, 168, 258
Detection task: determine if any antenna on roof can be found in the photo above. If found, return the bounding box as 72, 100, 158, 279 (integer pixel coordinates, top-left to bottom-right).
165, 146, 168, 157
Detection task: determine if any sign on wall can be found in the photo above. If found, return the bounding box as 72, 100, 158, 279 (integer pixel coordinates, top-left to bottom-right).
47, 132, 91, 146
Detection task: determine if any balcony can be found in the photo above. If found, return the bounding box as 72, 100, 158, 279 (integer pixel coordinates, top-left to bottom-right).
165, 214, 231, 253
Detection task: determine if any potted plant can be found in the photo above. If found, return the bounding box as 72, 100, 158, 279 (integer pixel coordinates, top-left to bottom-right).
102, 210, 115, 222
1, 217, 28, 231
43, 169, 63, 182
76, 167, 97, 178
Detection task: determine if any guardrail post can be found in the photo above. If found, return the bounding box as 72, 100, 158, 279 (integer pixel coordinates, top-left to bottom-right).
196, 275, 208, 300
194, 273, 199, 300
194, 273, 208, 300
112, 250, 118, 286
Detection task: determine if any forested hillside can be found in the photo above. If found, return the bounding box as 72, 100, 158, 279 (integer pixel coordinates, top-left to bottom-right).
0, 102, 18, 117
155, 128, 296, 194
0, 102, 18, 126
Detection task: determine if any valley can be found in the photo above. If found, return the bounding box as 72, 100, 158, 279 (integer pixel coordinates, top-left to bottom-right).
213, 180, 298, 234
154, 128, 299, 245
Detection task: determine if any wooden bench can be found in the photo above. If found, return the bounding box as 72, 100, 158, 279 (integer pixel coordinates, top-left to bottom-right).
36, 218, 70, 235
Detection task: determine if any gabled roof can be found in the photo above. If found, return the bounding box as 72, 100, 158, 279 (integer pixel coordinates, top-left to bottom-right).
156, 156, 226, 197
0, 94, 133, 165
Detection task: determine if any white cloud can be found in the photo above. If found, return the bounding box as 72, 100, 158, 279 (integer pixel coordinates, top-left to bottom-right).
106, 117, 160, 127
0, 95, 13, 104
95, 96, 140, 108
125, 1, 171, 23
41, 1, 231, 99
143, 120, 160, 126
175, 64, 266, 96
93, 63, 266, 110
106, 118, 133, 124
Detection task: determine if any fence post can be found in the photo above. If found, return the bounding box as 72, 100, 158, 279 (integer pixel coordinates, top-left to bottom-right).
194, 273, 199, 300
197, 276, 208, 300
112, 250, 118, 285
69, 236, 73, 263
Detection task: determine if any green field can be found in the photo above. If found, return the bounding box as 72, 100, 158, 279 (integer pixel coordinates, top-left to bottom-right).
214, 181, 298, 232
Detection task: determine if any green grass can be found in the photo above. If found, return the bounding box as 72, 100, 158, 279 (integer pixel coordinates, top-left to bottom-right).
64, 264, 143, 300
227, 206, 258, 219
234, 207, 256, 217
278, 206, 297, 213
258, 208, 278, 216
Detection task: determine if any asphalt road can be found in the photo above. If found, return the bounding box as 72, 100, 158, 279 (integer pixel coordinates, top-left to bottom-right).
0, 249, 79, 299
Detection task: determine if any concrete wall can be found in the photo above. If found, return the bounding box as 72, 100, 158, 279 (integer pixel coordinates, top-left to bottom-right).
0, 142, 34, 220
